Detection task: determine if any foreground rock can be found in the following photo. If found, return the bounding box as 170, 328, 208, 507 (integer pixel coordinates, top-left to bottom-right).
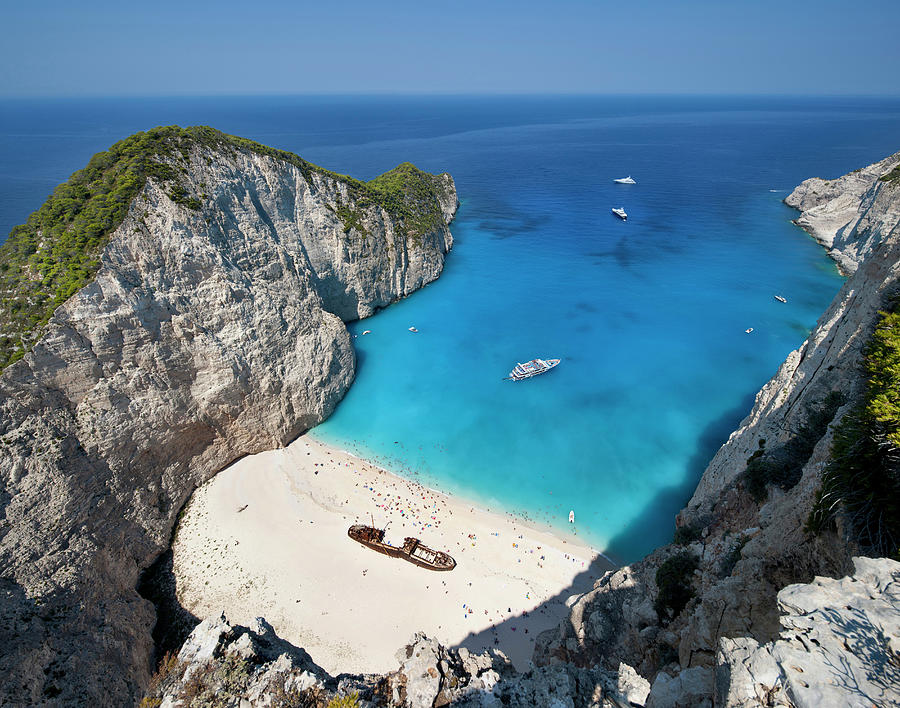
145, 557, 900, 706
0, 132, 457, 705
717, 557, 900, 708
145, 614, 646, 708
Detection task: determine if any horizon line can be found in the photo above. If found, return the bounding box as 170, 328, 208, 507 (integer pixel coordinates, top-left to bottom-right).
2, 91, 900, 101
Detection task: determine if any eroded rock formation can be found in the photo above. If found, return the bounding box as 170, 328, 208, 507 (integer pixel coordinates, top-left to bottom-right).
145, 614, 647, 708
785, 151, 900, 274
0, 136, 457, 705
716, 557, 900, 708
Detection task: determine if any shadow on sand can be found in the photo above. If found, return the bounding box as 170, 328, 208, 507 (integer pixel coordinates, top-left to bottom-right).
443, 392, 755, 699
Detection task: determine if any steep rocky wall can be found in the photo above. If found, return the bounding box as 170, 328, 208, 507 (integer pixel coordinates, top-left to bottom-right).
686, 234, 899, 513
688, 150, 900, 512
0, 142, 457, 705
535, 152, 900, 706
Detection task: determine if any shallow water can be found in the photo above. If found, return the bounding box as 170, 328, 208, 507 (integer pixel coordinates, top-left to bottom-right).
2, 95, 899, 562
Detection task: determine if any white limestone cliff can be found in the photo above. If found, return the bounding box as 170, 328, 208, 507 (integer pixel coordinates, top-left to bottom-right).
0, 138, 457, 705
4, 133, 898, 708
716, 557, 900, 708
785, 151, 900, 274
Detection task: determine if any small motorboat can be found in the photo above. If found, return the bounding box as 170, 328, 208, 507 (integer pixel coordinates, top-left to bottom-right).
568, 510, 575, 524
611, 208, 627, 221
614, 176, 636, 184
362, 330, 371, 335
409, 326, 418, 333
774, 295, 787, 303
745, 328, 754, 334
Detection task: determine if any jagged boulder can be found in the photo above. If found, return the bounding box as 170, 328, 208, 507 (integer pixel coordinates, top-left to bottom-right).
533, 562, 660, 676
392, 632, 512, 706
715, 636, 791, 707
646, 666, 713, 708
146, 615, 645, 708
716, 557, 900, 708
615, 662, 652, 706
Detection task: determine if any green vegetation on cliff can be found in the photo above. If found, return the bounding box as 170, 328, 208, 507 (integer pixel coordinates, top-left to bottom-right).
213, 130, 450, 241
0, 127, 198, 369
368, 162, 449, 242
654, 551, 699, 624
809, 305, 900, 558
879, 162, 900, 184
741, 391, 845, 503
0, 126, 450, 371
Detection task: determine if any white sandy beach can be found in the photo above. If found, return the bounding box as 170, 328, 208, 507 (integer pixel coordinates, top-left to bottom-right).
172, 434, 613, 675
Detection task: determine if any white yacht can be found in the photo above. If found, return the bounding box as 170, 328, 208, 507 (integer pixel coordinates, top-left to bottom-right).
614, 176, 636, 184
611, 207, 627, 220
507, 358, 560, 381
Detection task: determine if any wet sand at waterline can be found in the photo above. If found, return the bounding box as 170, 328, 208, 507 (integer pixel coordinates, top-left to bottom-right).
172, 434, 612, 674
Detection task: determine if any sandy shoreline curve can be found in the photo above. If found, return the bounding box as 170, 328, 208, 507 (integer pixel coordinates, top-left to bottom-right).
172, 434, 614, 675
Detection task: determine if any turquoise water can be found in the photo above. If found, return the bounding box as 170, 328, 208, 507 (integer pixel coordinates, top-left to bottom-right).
2, 96, 899, 562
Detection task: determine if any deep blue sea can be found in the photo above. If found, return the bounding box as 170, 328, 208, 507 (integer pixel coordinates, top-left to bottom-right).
2, 96, 899, 563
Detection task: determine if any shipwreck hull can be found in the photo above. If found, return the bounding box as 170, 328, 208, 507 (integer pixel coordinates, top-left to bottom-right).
348, 525, 456, 571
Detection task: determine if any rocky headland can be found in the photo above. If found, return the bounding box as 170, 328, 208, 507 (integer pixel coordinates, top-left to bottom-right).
0, 127, 457, 705
784, 151, 900, 274
2, 134, 899, 707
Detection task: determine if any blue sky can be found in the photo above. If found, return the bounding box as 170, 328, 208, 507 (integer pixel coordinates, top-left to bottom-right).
2, 0, 899, 96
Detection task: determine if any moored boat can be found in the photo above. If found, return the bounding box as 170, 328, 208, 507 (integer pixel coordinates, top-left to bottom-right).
614, 176, 636, 184
611, 207, 627, 220
507, 358, 560, 381
348, 524, 456, 571
774, 295, 787, 303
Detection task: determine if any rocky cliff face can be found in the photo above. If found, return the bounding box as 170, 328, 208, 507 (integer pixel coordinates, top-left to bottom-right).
4, 133, 897, 708
0, 138, 457, 705
785, 151, 900, 274
534, 152, 900, 707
